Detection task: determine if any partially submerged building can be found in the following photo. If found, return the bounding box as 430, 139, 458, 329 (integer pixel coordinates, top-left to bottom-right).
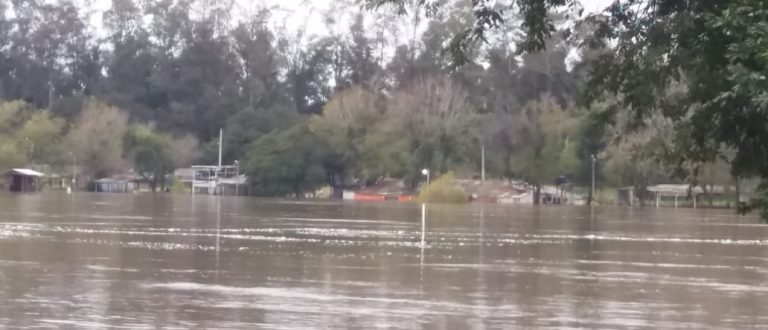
93, 175, 137, 193
175, 165, 246, 196
1, 168, 45, 192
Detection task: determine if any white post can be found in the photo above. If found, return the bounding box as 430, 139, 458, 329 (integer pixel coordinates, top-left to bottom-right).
419, 203, 426, 285
693, 194, 697, 209
217, 129, 223, 195
421, 203, 426, 248
675, 195, 678, 208
72, 155, 76, 190
481, 145, 486, 182
590, 154, 596, 205
218, 129, 223, 170
656, 192, 660, 208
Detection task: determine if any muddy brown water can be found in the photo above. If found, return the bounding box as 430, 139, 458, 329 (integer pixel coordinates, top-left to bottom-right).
0, 193, 766, 329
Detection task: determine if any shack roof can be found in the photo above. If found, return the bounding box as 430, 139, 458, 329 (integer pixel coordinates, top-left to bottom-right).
1, 168, 45, 177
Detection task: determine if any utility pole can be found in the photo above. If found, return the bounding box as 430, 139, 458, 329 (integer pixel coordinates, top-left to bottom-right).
69, 152, 76, 190
481, 145, 486, 182
48, 80, 54, 110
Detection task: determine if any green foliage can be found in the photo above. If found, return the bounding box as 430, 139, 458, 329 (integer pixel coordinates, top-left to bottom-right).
170, 179, 190, 194
244, 123, 327, 197
66, 99, 129, 179
388, 76, 481, 186
8, 0, 768, 216
15, 111, 65, 165
514, 97, 581, 186
580, 0, 768, 216
0, 101, 65, 170
0, 101, 25, 132
221, 104, 300, 164
417, 173, 467, 204
310, 87, 383, 184
124, 125, 174, 192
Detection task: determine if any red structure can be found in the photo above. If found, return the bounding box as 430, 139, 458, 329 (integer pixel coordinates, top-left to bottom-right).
345, 178, 413, 202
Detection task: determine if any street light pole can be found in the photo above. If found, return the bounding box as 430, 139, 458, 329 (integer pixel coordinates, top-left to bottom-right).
422, 168, 430, 185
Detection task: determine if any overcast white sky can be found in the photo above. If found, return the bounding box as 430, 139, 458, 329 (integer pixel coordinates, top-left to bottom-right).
82, 0, 616, 40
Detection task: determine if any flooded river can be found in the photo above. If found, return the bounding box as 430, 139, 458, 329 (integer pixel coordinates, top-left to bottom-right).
0, 193, 766, 328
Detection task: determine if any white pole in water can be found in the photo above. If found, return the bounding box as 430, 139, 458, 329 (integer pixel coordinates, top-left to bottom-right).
693, 194, 697, 209
218, 128, 223, 170
419, 202, 426, 286
421, 203, 426, 248
217, 128, 223, 195
590, 154, 596, 205
72, 154, 76, 190
481, 145, 486, 182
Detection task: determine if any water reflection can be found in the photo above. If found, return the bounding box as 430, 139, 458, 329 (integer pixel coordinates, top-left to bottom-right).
0, 193, 766, 328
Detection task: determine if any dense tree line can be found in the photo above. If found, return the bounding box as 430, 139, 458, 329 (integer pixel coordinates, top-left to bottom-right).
0, 0, 739, 206
367, 0, 761, 210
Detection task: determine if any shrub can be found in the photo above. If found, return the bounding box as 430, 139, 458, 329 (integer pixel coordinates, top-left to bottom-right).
170, 179, 190, 194
417, 173, 467, 204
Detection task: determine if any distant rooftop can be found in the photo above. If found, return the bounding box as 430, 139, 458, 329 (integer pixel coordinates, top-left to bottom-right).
2, 168, 45, 177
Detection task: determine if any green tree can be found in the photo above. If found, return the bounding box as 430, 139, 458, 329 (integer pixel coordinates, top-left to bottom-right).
310, 86, 383, 186
0, 101, 66, 170
387, 76, 480, 186
0, 101, 31, 170
581, 0, 768, 216
124, 125, 174, 192
601, 111, 676, 204
244, 123, 327, 197
514, 97, 580, 203
66, 99, 129, 179
14, 111, 65, 165
220, 104, 300, 165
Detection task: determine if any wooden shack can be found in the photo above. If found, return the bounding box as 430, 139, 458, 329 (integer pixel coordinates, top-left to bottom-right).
2, 168, 45, 192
